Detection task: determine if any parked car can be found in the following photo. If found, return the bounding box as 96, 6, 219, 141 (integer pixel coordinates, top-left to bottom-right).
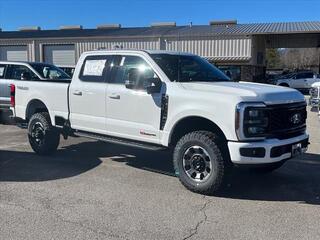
57, 65, 75, 77
309, 81, 320, 112
11, 50, 309, 194
275, 71, 320, 91
0, 61, 71, 120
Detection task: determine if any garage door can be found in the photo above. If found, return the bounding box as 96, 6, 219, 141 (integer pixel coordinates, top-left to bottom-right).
0, 46, 28, 61
43, 45, 76, 66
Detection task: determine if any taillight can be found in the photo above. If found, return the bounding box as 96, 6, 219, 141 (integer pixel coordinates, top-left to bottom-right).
10, 84, 15, 107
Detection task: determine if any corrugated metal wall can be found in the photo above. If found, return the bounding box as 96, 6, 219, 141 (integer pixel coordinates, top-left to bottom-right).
0, 36, 252, 64
0, 40, 34, 61
164, 36, 252, 61
76, 39, 160, 58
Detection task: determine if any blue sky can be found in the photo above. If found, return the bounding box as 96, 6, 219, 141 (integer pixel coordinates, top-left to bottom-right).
0, 0, 319, 31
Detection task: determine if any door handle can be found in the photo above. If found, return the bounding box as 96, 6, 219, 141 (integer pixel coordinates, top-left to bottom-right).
108, 93, 120, 99
73, 90, 82, 96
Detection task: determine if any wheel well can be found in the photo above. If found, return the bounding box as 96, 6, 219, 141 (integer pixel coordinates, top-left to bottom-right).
26, 99, 49, 121
169, 116, 227, 147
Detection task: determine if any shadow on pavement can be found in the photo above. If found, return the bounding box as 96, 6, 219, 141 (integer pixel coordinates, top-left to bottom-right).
1, 140, 319, 205
217, 153, 320, 205
0, 145, 102, 182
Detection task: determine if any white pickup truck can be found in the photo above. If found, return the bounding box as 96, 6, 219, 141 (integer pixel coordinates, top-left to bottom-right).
11, 50, 309, 194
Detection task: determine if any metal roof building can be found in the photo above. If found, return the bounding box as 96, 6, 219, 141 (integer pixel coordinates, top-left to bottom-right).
0, 21, 319, 81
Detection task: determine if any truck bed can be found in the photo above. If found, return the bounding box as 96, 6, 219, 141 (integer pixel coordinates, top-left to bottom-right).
14, 80, 70, 124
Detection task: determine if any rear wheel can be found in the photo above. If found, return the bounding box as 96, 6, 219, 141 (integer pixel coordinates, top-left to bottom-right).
173, 131, 229, 194
28, 112, 60, 155
279, 83, 289, 87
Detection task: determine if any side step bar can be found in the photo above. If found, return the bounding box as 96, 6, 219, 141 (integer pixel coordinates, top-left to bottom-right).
74, 131, 166, 151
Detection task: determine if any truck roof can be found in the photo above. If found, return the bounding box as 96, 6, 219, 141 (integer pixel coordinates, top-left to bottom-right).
0, 61, 56, 65
0, 61, 33, 65
83, 49, 195, 56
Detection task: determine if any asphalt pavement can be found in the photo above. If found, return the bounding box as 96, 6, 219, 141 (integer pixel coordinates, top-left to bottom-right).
0, 109, 320, 240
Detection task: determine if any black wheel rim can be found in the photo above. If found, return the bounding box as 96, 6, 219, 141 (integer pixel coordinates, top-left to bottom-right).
182, 145, 212, 182
30, 122, 45, 147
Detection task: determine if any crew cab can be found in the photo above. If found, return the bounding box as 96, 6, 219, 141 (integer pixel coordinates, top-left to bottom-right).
275, 71, 320, 91
0, 61, 70, 121
11, 50, 309, 194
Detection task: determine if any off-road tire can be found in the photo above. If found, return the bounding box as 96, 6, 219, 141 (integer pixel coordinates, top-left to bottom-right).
173, 131, 229, 194
28, 112, 60, 155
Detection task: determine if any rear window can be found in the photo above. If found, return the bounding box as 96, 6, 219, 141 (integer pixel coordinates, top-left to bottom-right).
79, 55, 112, 82
0, 64, 6, 78
30, 63, 70, 80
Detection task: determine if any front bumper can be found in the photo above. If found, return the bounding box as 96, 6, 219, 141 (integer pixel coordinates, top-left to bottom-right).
228, 133, 309, 164
309, 98, 320, 109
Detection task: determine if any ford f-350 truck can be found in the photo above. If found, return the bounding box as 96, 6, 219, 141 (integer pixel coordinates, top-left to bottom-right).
11, 50, 309, 194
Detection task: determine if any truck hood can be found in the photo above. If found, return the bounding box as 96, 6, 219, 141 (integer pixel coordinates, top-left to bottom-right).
180, 81, 305, 104
312, 81, 320, 87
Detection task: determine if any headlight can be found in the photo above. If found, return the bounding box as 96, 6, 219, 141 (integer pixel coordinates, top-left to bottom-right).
243, 107, 269, 138
236, 103, 269, 141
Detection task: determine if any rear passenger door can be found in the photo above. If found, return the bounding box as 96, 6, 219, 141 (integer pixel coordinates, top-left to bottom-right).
69, 55, 112, 134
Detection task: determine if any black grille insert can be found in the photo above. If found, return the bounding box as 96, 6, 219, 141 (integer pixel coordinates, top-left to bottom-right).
266, 102, 307, 140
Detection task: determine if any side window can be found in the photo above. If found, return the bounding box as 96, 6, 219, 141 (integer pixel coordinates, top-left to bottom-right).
305, 72, 314, 78
0, 64, 6, 79
79, 55, 111, 82
110, 55, 157, 88
295, 73, 303, 79
6, 65, 39, 80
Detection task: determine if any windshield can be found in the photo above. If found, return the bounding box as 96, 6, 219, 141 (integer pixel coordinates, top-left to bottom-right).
30, 63, 71, 80
150, 54, 230, 82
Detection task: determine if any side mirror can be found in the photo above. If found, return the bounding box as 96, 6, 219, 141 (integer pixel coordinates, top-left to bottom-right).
125, 68, 139, 89
125, 79, 135, 89
21, 71, 31, 80
145, 78, 162, 94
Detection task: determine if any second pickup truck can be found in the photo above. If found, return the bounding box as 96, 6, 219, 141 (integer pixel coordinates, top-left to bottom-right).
12, 50, 309, 194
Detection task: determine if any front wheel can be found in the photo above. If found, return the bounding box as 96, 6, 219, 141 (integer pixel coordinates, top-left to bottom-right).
173, 131, 229, 194
28, 112, 60, 155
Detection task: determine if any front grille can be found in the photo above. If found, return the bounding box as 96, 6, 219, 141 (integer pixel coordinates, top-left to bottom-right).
310, 87, 320, 99
267, 102, 307, 140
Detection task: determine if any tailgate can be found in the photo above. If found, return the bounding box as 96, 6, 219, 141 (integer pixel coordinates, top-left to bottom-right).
0, 79, 13, 108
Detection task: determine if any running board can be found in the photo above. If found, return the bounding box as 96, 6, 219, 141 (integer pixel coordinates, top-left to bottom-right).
74, 131, 166, 151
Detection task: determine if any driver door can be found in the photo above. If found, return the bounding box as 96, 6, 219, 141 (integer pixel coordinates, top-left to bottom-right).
106, 54, 163, 144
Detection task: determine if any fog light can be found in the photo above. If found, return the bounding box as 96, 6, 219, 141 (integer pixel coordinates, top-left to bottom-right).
240, 147, 266, 158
